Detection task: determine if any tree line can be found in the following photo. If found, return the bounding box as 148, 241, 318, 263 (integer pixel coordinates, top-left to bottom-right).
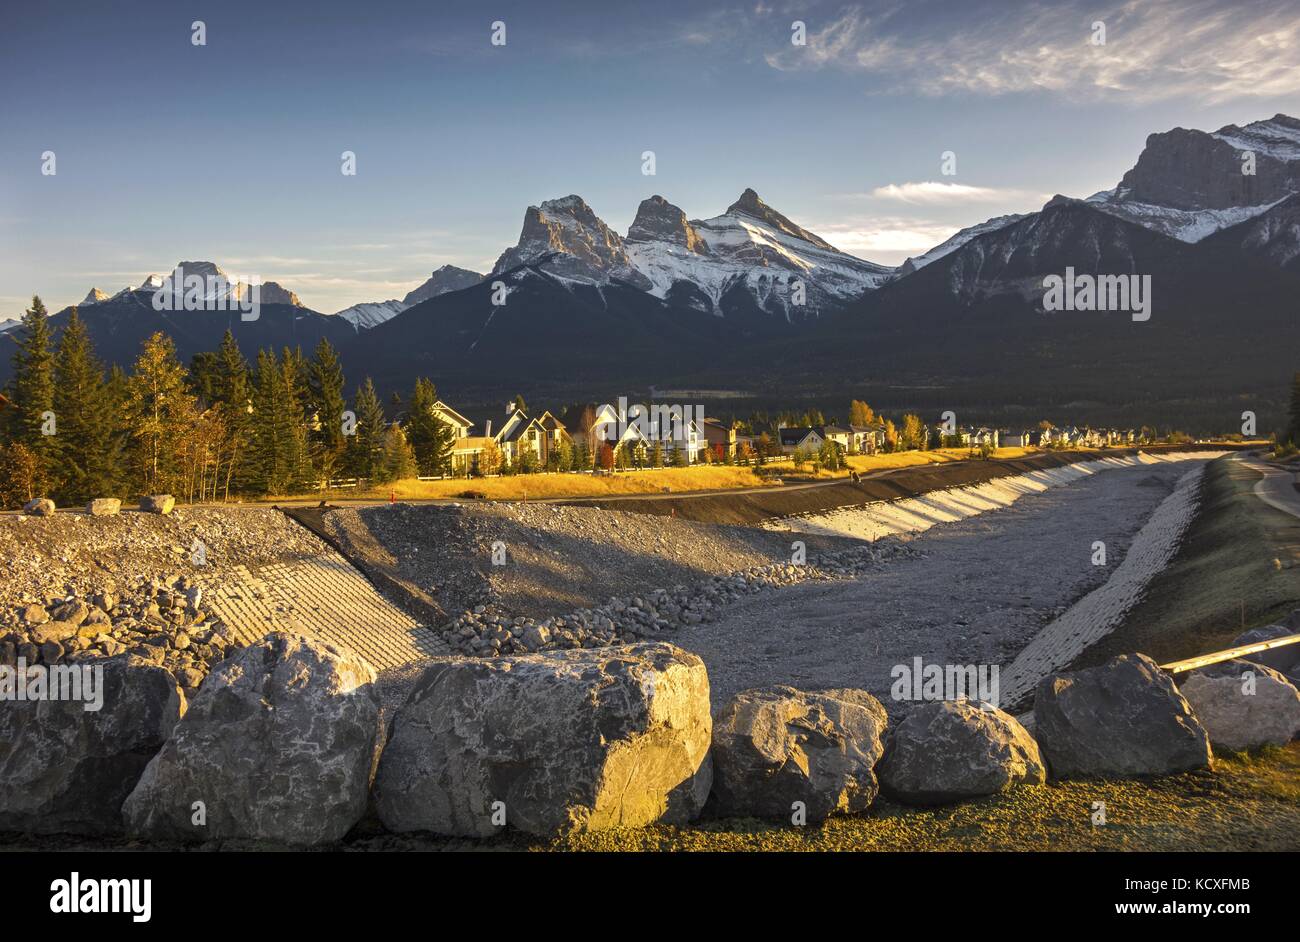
0, 296, 455, 508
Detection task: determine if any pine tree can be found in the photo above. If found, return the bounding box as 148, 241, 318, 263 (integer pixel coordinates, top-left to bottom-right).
52, 309, 119, 501
213, 331, 254, 497
407, 377, 453, 477
7, 296, 56, 471
249, 349, 311, 494
124, 332, 196, 496
352, 378, 387, 482
307, 338, 347, 485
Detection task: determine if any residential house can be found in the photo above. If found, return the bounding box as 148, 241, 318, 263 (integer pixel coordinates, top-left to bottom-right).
848, 423, 885, 455
494, 406, 573, 467
999, 429, 1031, 448
779, 427, 824, 455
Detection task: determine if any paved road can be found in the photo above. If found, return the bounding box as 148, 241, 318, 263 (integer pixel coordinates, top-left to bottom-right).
1238, 453, 1300, 519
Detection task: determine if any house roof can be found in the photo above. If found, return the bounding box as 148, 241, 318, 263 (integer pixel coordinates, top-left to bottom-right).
779, 427, 818, 446
430, 399, 473, 429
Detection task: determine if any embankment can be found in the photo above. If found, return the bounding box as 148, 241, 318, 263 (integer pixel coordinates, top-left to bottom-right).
561, 445, 1241, 525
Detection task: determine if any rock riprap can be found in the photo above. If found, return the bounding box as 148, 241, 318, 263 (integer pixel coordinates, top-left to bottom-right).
122, 632, 381, 846
1230, 621, 1300, 673
1034, 653, 1211, 778
878, 699, 1046, 804
0, 655, 185, 835
374, 643, 712, 837
710, 686, 888, 821
1179, 659, 1300, 752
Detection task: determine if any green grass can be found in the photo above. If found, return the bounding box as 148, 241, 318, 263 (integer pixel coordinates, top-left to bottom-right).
1071, 455, 1300, 670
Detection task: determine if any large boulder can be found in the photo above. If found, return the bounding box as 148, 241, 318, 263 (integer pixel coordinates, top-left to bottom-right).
1230, 623, 1300, 673
0, 655, 185, 835
23, 498, 55, 516
122, 632, 381, 846
374, 643, 712, 837
1034, 654, 1211, 778
1180, 660, 1300, 752
710, 686, 887, 821
140, 494, 175, 515
878, 699, 1046, 805
86, 498, 121, 517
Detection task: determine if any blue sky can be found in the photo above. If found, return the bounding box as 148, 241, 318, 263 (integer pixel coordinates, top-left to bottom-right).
3, 0, 1299, 315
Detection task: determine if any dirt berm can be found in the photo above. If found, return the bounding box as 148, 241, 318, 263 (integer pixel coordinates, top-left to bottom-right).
560, 445, 1240, 525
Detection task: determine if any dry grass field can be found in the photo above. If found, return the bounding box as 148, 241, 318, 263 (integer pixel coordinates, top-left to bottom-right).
306, 447, 1050, 502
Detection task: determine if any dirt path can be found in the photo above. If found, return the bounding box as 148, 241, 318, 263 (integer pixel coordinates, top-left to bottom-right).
673, 460, 1202, 707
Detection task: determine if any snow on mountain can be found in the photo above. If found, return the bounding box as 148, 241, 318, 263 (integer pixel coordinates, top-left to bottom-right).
492, 196, 650, 289
0, 317, 20, 334
335, 299, 407, 331
895, 213, 1028, 275
335, 265, 485, 331
75, 264, 302, 310
1082, 114, 1300, 242
1083, 188, 1286, 242
491, 189, 892, 322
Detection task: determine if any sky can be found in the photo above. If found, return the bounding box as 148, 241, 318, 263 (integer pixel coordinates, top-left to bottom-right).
3, 0, 1299, 316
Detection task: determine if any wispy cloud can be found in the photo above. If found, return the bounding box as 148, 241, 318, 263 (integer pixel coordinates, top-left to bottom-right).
867, 181, 1045, 205
763, 0, 1300, 104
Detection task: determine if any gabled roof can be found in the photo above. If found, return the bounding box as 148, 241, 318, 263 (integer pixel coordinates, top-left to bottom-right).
430, 399, 472, 429
494, 409, 531, 443
779, 427, 819, 446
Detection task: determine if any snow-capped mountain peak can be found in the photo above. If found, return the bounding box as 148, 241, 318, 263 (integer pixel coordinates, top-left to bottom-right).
492, 195, 647, 288
1082, 113, 1300, 242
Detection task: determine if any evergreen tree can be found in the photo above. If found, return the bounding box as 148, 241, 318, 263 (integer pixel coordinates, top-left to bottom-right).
213, 331, 254, 497
124, 332, 196, 495
407, 377, 453, 476
250, 348, 310, 494
308, 338, 347, 485
7, 296, 56, 470
52, 309, 119, 500
352, 378, 387, 481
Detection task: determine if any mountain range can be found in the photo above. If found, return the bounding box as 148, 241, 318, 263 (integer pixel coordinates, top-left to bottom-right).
9, 113, 1300, 429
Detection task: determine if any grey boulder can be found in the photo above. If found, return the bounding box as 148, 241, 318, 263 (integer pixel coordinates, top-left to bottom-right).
0, 655, 185, 835
710, 686, 887, 821
86, 498, 121, 516
1180, 659, 1300, 752
878, 699, 1046, 805
1230, 622, 1300, 673
123, 632, 381, 846
1034, 653, 1211, 778
23, 498, 55, 516
374, 643, 712, 837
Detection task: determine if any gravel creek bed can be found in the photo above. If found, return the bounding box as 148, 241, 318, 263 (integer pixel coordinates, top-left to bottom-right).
671, 461, 1204, 708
